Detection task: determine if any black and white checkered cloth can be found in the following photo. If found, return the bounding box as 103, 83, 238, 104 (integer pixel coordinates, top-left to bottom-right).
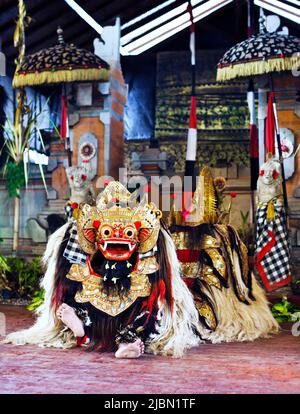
63, 223, 87, 265
256, 200, 291, 290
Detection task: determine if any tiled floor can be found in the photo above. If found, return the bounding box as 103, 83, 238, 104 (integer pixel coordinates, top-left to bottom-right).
0, 304, 299, 394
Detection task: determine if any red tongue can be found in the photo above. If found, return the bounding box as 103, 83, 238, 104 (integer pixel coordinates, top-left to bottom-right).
112, 247, 127, 253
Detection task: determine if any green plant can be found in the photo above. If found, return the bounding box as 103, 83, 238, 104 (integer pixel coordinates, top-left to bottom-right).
0, 253, 11, 291
27, 288, 45, 311
0, 96, 49, 253
5, 256, 43, 298
237, 211, 255, 255
5, 161, 26, 198
0, 254, 10, 275
0, 236, 10, 284
271, 296, 300, 323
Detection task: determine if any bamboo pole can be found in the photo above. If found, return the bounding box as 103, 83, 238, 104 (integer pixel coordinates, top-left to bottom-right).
11, 0, 28, 255
12, 192, 20, 255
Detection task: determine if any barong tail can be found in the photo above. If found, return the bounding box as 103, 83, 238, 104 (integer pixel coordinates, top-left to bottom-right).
169, 167, 279, 342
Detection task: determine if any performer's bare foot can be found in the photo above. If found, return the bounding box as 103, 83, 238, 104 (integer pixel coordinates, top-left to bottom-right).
56, 303, 85, 338
115, 339, 145, 359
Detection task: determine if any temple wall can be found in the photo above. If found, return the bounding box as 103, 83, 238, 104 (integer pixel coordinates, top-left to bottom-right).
0, 66, 127, 256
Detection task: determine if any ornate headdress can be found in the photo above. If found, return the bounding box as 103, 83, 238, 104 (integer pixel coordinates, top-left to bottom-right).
76, 181, 162, 258
169, 166, 218, 227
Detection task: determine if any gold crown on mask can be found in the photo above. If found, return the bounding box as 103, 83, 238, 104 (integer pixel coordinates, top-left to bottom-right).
76, 181, 162, 255
96, 181, 136, 209
169, 166, 217, 227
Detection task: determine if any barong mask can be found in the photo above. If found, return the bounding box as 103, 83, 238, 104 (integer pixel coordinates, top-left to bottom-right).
65, 182, 162, 315
76, 182, 162, 260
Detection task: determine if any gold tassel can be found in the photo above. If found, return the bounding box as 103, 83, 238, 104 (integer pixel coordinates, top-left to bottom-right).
13, 68, 110, 88
72, 208, 79, 220
216, 56, 300, 82
267, 200, 275, 222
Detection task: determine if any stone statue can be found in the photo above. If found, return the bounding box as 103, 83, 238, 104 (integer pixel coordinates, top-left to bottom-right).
257, 159, 282, 204
66, 165, 96, 205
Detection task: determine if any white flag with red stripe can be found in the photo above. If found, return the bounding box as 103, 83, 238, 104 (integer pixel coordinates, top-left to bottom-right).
247, 80, 259, 190
186, 96, 197, 161
189, 29, 196, 66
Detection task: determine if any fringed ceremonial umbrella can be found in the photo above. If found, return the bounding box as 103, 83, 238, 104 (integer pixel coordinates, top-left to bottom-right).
12, 27, 110, 165
13, 27, 109, 88
216, 23, 299, 291
216, 32, 300, 83
216, 31, 300, 220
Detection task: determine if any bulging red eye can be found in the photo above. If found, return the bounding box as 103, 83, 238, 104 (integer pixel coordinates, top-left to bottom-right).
273, 170, 279, 180
71, 175, 74, 180
124, 227, 136, 239
101, 225, 113, 238
81, 175, 87, 181
260, 170, 264, 176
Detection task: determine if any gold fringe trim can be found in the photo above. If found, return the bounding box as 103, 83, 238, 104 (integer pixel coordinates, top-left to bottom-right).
13, 68, 110, 88
267, 200, 275, 222
216, 56, 300, 82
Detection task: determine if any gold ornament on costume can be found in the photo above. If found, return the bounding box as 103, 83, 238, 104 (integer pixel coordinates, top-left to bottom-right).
66, 261, 153, 317
169, 166, 218, 227
96, 181, 137, 209
76, 204, 99, 255
187, 167, 217, 226
194, 296, 217, 331
172, 230, 226, 286
132, 197, 162, 253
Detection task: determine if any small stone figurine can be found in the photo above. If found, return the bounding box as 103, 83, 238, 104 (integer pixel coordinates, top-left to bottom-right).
65, 165, 96, 205
257, 159, 282, 206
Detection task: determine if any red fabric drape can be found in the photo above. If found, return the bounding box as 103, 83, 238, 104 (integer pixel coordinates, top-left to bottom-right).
266, 92, 276, 155
189, 96, 197, 128
60, 95, 68, 139
250, 124, 259, 158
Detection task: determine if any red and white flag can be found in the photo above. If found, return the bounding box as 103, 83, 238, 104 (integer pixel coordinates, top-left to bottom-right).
183, 1, 197, 220
60, 95, 69, 140
266, 92, 276, 156
247, 80, 259, 190
185, 1, 197, 172
186, 96, 197, 162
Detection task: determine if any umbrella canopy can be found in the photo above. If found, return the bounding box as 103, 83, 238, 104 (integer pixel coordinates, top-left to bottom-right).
216, 32, 300, 82
13, 30, 109, 88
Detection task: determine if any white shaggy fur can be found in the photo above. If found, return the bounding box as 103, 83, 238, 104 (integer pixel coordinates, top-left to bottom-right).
200, 275, 279, 343
4, 223, 76, 348
147, 229, 204, 357
4, 225, 202, 357
3, 223, 278, 353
